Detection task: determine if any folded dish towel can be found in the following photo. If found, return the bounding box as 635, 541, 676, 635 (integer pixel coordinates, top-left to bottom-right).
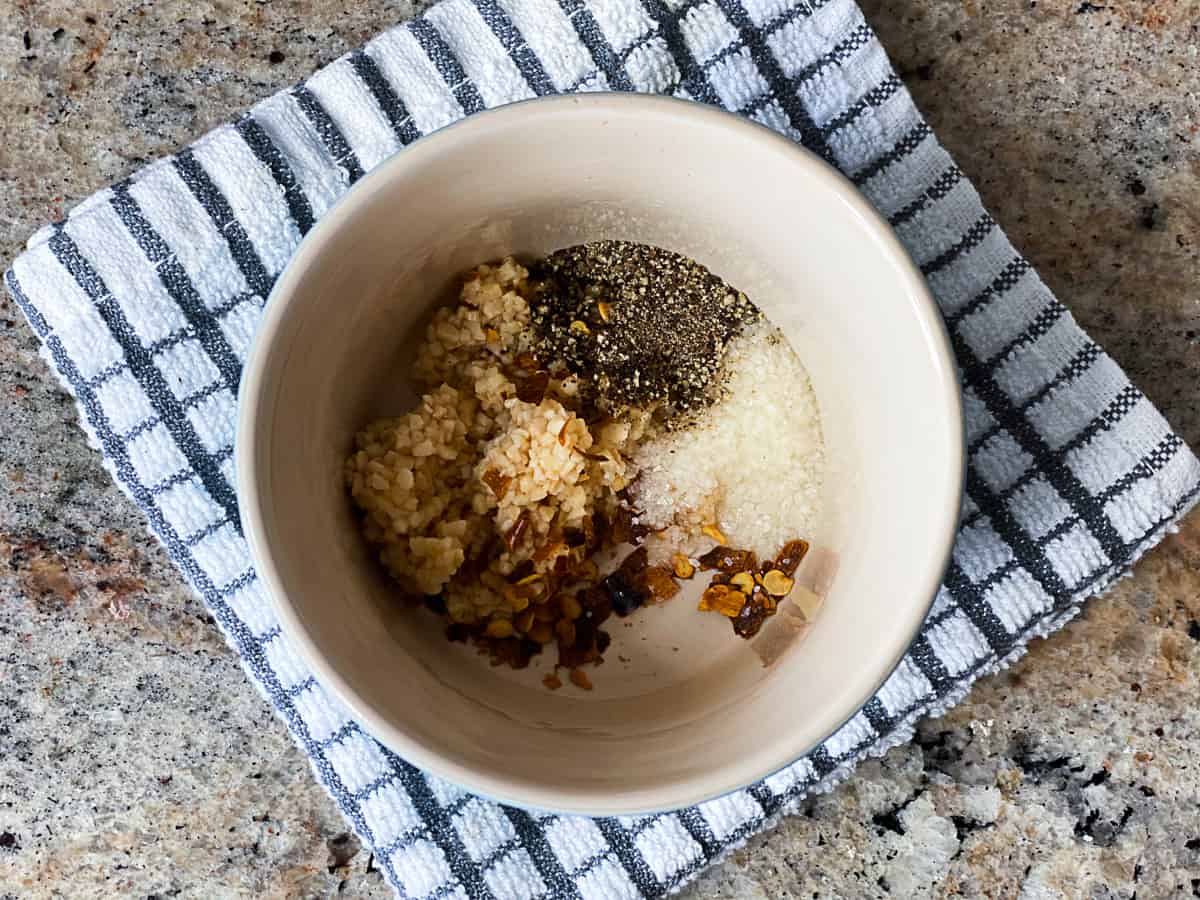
8, 0, 1199, 896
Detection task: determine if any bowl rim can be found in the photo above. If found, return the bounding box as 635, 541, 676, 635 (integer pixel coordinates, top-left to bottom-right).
236, 91, 965, 816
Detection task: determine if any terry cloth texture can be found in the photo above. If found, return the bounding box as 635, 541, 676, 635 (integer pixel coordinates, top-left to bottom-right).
7, 0, 1199, 896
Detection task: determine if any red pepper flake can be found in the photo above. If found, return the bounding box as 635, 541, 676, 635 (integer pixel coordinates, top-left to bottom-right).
504, 510, 530, 551
481, 468, 511, 500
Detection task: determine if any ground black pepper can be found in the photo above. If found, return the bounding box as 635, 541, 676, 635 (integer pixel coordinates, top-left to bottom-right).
529, 241, 760, 415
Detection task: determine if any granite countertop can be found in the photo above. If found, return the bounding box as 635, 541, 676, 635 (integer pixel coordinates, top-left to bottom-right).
2, 2, 1198, 897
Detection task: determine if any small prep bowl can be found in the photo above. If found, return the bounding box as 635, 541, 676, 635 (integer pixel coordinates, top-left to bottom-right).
237, 94, 963, 815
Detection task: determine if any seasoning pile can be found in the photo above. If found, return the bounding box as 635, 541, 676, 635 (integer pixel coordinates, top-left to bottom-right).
345, 242, 825, 688
530, 241, 759, 414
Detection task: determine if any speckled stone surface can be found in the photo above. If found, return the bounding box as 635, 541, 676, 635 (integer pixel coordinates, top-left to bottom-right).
1, 2, 1198, 897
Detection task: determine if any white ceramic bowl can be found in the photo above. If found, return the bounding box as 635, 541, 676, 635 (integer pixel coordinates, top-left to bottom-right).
237, 94, 963, 815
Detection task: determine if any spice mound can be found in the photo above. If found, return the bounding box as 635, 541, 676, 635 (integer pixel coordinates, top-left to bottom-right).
531, 241, 760, 415
345, 244, 825, 684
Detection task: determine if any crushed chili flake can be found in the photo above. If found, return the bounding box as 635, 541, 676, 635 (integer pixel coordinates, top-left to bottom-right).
481, 468, 511, 500
642, 566, 681, 603
773, 539, 810, 577
504, 510, 530, 551
697, 546, 758, 575
515, 370, 550, 404
695, 537, 807, 639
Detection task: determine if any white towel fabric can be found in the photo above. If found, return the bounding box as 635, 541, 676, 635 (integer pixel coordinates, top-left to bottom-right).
7, 0, 1199, 896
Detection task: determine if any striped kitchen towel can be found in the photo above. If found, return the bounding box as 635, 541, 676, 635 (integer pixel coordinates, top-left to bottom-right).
7, 0, 1199, 896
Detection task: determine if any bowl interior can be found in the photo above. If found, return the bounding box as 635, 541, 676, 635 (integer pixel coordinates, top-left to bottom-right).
240, 96, 962, 814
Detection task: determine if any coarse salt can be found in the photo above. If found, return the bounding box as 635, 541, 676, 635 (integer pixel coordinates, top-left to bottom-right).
631, 320, 824, 558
